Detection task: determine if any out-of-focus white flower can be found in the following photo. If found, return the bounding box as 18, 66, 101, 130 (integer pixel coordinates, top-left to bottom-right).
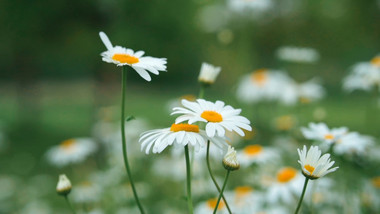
56, 174, 72, 196
195, 197, 228, 214
238, 144, 280, 167
46, 138, 97, 167
223, 186, 265, 213
297, 145, 338, 179
198, 62, 221, 85
139, 123, 228, 154
20, 200, 52, 214
266, 167, 304, 204
227, 0, 273, 13
301, 123, 348, 145
343, 55, 380, 92
71, 181, 102, 203
333, 132, 374, 156
172, 99, 251, 137
99, 32, 167, 81
276, 46, 320, 63
223, 146, 240, 170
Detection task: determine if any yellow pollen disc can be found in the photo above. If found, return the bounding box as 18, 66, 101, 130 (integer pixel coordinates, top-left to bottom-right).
277, 167, 297, 183
304, 164, 315, 175
170, 124, 199, 133
112, 53, 139, 64
244, 145, 263, 156
251, 69, 268, 86
370, 56, 380, 67
235, 186, 253, 197
324, 134, 334, 140
60, 139, 76, 150
206, 198, 225, 210
201, 111, 223, 122
371, 177, 380, 188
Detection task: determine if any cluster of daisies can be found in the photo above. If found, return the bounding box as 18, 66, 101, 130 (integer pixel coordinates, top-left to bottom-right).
236, 68, 325, 105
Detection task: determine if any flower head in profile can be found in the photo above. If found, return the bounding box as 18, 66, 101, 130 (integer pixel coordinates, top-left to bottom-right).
297, 145, 338, 180
223, 146, 240, 171
301, 122, 347, 144
198, 62, 221, 86
56, 174, 72, 196
139, 123, 228, 154
46, 138, 97, 167
172, 99, 251, 137
99, 31, 167, 81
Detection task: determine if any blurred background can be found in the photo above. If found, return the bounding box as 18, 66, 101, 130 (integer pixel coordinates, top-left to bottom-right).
0, 0, 380, 213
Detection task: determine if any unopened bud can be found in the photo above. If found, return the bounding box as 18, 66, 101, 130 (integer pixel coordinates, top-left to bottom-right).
56, 174, 72, 196
222, 146, 240, 171
198, 62, 221, 86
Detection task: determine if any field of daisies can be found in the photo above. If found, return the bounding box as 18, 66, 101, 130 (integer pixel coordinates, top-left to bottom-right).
1, 0, 380, 214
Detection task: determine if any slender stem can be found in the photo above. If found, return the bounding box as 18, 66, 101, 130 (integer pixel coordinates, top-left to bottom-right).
294, 177, 310, 214
64, 195, 77, 214
120, 66, 145, 214
198, 85, 205, 99
184, 145, 193, 214
213, 170, 230, 214
206, 141, 232, 213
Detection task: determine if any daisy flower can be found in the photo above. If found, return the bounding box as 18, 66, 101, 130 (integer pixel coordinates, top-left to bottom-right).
139, 123, 228, 154
99, 31, 167, 81
56, 174, 72, 196
343, 54, 380, 92
46, 138, 97, 167
266, 167, 304, 204
300, 122, 348, 144
194, 198, 228, 214
238, 144, 280, 167
333, 132, 374, 156
172, 99, 252, 137
276, 46, 320, 63
223, 186, 265, 213
198, 62, 221, 85
297, 145, 338, 180
71, 181, 103, 203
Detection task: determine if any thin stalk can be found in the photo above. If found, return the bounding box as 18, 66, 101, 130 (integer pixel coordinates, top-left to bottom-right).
206, 141, 232, 213
294, 177, 310, 214
184, 145, 193, 214
198, 85, 205, 99
64, 195, 77, 214
213, 170, 230, 214
120, 66, 145, 214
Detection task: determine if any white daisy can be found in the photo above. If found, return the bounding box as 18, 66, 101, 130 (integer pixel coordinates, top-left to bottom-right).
56, 174, 72, 195
300, 122, 348, 144
198, 62, 221, 85
343, 55, 380, 92
99, 31, 167, 81
46, 138, 97, 167
172, 99, 252, 137
276, 46, 320, 63
266, 167, 304, 204
297, 145, 338, 179
238, 144, 280, 167
333, 132, 374, 156
139, 123, 228, 154
223, 186, 264, 213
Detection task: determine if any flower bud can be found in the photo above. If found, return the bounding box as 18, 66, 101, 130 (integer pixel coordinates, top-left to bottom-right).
222, 146, 240, 171
56, 174, 72, 196
198, 62, 221, 86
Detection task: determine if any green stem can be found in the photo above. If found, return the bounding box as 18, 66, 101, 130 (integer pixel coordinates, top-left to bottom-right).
213, 170, 230, 214
184, 145, 193, 214
294, 177, 310, 214
64, 195, 77, 214
206, 141, 232, 214
121, 66, 145, 214
198, 85, 205, 99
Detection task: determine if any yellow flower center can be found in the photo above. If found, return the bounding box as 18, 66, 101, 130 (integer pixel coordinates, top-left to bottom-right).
243, 145, 263, 156
304, 164, 315, 175
370, 56, 380, 67
206, 198, 225, 210
170, 124, 199, 133
235, 186, 253, 197
201, 111, 223, 122
371, 177, 380, 188
112, 53, 139, 64
60, 139, 76, 151
324, 134, 334, 140
277, 167, 297, 183
251, 69, 268, 86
